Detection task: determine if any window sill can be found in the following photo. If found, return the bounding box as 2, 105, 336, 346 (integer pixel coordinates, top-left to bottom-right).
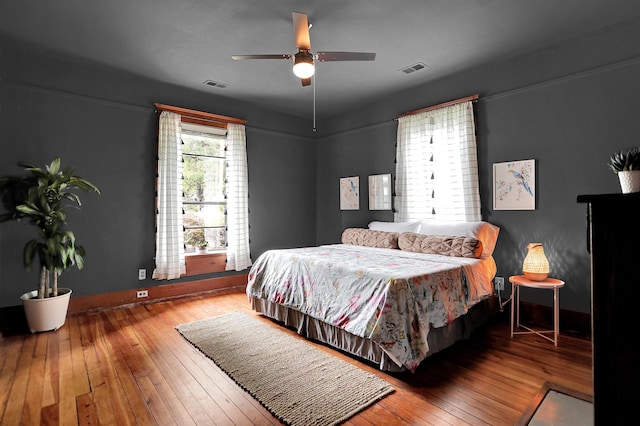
185, 250, 225, 257
185, 252, 226, 275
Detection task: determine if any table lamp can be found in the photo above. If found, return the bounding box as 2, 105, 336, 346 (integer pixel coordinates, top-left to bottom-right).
522, 243, 549, 281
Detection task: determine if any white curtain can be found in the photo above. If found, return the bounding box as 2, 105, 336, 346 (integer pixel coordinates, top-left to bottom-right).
152, 111, 186, 279
395, 100, 481, 223
225, 123, 252, 271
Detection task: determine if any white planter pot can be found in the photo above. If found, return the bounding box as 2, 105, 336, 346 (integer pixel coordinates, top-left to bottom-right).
618, 170, 640, 194
20, 288, 72, 333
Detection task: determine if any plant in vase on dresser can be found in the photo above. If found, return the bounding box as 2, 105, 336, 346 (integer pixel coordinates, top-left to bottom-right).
608, 147, 640, 193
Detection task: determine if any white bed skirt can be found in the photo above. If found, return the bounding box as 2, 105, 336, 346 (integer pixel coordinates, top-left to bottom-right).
250, 296, 491, 372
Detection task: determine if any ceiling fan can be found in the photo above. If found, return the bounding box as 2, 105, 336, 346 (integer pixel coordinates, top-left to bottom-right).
232, 11, 376, 87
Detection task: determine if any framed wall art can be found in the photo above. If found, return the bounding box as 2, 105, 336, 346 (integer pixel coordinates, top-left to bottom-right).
340, 176, 359, 210
493, 159, 536, 210
368, 173, 392, 210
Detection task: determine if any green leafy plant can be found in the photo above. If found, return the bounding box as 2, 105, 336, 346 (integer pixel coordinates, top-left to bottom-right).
608, 147, 640, 173
0, 158, 100, 299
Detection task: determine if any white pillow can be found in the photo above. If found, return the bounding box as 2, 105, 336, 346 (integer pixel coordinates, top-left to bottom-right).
368, 220, 422, 233
417, 220, 500, 257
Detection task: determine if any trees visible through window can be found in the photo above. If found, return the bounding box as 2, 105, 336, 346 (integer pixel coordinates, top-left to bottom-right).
181, 128, 227, 253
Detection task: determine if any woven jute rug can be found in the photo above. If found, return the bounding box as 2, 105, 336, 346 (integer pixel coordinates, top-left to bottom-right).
176, 311, 394, 426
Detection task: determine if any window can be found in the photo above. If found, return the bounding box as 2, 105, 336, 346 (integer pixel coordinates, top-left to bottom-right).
152, 104, 251, 280
395, 96, 481, 222
181, 124, 227, 253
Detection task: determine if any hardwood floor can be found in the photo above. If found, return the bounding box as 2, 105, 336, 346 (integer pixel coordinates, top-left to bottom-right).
0, 289, 593, 425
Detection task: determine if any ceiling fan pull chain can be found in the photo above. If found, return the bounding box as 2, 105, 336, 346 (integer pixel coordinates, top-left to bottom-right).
313, 70, 317, 132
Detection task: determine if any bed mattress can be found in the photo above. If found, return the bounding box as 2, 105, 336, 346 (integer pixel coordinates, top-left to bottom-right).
247, 244, 496, 371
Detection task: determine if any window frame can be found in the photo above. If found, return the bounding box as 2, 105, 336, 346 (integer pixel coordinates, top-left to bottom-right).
154, 103, 246, 276
181, 127, 227, 255
394, 94, 481, 223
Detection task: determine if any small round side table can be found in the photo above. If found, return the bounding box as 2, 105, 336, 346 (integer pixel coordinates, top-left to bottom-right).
509, 275, 565, 346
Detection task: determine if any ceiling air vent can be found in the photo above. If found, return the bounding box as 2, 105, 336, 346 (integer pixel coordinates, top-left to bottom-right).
203, 80, 229, 88
399, 62, 429, 75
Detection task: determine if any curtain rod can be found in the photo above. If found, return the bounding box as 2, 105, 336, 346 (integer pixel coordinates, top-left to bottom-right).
154, 103, 246, 125
397, 94, 479, 118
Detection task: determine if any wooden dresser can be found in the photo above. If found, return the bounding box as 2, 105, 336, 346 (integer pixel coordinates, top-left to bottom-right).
577, 192, 640, 424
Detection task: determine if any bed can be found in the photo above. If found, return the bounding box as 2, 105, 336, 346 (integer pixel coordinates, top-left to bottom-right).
246, 220, 500, 372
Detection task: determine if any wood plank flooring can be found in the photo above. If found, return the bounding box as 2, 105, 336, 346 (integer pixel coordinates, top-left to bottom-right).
0, 289, 593, 425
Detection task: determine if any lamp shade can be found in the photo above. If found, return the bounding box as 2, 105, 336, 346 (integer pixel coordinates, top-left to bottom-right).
293, 51, 315, 78
522, 243, 549, 281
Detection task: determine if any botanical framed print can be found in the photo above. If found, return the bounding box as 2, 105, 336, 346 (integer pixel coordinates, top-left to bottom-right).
340, 176, 359, 210
493, 159, 536, 210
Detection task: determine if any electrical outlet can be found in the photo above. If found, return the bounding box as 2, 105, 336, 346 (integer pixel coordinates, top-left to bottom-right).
494, 276, 505, 291
138, 268, 146, 280
136, 290, 148, 298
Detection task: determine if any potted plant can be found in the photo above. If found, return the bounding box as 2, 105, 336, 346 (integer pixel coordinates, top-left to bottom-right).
0, 158, 100, 333
608, 147, 640, 193
184, 212, 207, 253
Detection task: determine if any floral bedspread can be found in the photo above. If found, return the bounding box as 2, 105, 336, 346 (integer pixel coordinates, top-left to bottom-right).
246, 244, 494, 372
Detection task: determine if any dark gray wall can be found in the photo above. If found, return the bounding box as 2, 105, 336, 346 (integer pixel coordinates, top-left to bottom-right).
248, 127, 316, 254
315, 19, 640, 314
315, 122, 397, 244
0, 40, 316, 307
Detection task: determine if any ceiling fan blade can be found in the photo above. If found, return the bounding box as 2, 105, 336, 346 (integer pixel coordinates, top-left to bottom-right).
232, 54, 292, 60
292, 11, 311, 51
317, 52, 376, 62
300, 77, 311, 87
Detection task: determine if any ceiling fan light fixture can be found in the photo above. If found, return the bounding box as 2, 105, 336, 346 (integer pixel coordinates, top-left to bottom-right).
293, 51, 315, 78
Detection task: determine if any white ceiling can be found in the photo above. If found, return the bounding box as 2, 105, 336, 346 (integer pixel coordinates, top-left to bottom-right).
2, 1, 640, 121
